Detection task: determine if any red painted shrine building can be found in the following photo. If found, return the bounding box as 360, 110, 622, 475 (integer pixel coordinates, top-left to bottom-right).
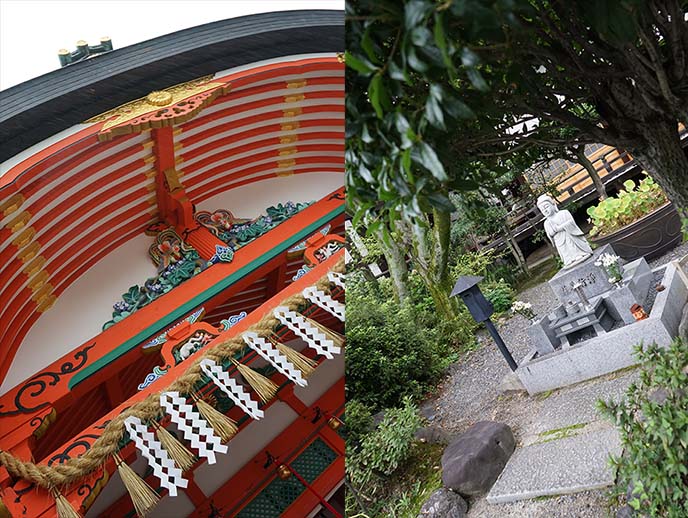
0, 11, 345, 518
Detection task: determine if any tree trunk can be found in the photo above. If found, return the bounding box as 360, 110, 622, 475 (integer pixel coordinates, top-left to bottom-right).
501, 220, 530, 276
408, 210, 460, 321
374, 227, 410, 304
573, 145, 607, 200
631, 120, 688, 216
429, 208, 461, 319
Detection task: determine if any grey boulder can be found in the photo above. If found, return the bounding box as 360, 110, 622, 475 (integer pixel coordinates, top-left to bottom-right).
417, 488, 467, 518
441, 421, 515, 496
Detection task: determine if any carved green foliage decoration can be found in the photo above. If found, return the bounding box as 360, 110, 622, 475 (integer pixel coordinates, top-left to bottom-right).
103, 249, 207, 330
103, 202, 311, 330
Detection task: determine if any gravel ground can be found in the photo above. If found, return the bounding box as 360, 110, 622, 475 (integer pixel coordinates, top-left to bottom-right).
422, 242, 688, 518
648, 240, 688, 268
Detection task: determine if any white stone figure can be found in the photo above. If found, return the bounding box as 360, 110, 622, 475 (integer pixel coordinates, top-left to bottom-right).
537, 194, 593, 269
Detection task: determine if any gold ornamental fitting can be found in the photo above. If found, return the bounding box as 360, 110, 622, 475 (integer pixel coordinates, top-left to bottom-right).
58, 49, 69, 55
146, 91, 174, 106
277, 464, 292, 480
327, 416, 343, 431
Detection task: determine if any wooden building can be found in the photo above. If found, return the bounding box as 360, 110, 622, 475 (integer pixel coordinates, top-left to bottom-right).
0, 11, 345, 518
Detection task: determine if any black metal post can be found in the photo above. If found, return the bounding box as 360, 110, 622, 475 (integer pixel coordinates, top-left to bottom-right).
484, 319, 518, 371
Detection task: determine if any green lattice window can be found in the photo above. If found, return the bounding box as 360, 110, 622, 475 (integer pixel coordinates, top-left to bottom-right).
237, 438, 338, 518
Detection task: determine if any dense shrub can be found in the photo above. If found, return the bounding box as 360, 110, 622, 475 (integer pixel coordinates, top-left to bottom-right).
345, 399, 373, 446
347, 274, 454, 410
406, 270, 477, 349
597, 339, 688, 517
483, 278, 514, 313
346, 397, 422, 489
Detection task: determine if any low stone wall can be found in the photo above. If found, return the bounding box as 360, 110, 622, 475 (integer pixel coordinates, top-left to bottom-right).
517, 263, 687, 394
655, 263, 688, 334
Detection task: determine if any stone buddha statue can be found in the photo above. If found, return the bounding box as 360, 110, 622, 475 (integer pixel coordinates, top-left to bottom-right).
537, 194, 593, 269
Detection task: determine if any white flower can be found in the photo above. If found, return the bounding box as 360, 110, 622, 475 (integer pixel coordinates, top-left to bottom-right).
594, 260, 602, 266
511, 300, 532, 312
608, 277, 616, 283
598, 253, 620, 268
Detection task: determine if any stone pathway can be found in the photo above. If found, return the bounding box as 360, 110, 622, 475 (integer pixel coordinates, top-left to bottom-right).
487, 426, 622, 504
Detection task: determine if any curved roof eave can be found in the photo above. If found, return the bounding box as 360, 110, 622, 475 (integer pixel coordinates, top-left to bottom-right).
0, 9, 343, 163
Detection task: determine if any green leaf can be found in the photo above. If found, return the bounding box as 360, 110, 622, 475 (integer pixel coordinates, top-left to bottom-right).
467, 68, 489, 91
450, 177, 480, 191
388, 60, 408, 81
368, 74, 386, 118
434, 11, 453, 68
461, 48, 480, 67
443, 94, 476, 119
407, 47, 429, 72
345, 51, 377, 75
401, 148, 413, 179
358, 162, 374, 183
425, 94, 446, 130
425, 192, 456, 212
418, 142, 448, 182
361, 27, 381, 64
410, 26, 432, 46
405, 0, 430, 29
361, 123, 373, 144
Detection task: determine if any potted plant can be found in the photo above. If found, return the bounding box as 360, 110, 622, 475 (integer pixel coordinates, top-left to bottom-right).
586, 176, 682, 261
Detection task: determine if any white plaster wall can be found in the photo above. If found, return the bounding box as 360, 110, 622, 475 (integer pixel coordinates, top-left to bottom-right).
293, 346, 344, 407
195, 171, 343, 218
193, 401, 299, 495
0, 233, 158, 395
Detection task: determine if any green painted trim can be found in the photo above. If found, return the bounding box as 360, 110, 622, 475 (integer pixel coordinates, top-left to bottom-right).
70, 205, 344, 389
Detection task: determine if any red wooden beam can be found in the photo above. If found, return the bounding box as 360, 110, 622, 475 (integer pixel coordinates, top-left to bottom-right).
191, 377, 344, 517
0, 190, 343, 446
6, 250, 344, 518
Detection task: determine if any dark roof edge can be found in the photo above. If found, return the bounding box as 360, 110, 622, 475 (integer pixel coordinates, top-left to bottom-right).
0, 10, 343, 163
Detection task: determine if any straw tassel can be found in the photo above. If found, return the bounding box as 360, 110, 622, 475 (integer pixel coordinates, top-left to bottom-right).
191, 393, 238, 443
231, 359, 278, 404
270, 336, 317, 377
113, 452, 160, 518
51, 487, 82, 518
303, 316, 345, 348
152, 421, 196, 472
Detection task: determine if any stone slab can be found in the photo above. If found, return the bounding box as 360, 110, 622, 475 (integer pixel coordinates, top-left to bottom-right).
654, 264, 688, 332
548, 244, 618, 306
605, 284, 645, 324
626, 258, 652, 302
487, 427, 621, 504
517, 315, 671, 394
526, 315, 557, 356
530, 371, 639, 436
604, 258, 652, 324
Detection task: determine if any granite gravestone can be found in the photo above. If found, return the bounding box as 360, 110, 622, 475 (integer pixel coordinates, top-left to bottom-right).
548, 244, 622, 306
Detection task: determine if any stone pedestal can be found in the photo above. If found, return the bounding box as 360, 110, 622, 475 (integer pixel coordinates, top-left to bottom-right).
551, 298, 614, 348
548, 244, 619, 306
527, 314, 558, 356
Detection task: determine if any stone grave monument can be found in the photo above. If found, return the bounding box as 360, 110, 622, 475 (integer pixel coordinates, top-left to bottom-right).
516, 196, 688, 394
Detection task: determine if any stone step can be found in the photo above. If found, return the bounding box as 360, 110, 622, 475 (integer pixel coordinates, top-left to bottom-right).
486, 426, 621, 504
